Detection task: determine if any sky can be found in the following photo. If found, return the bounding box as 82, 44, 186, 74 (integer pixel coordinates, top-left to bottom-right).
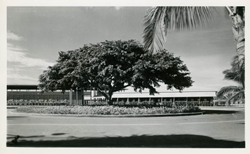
7, 6, 239, 92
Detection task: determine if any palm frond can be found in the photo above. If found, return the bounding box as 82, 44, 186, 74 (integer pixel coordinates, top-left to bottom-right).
167, 7, 212, 30
216, 86, 243, 98
230, 54, 245, 71
223, 70, 242, 84
143, 7, 213, 52
143, 7, 167, 53
228, 90, 244, 102
223, 54, 245, 86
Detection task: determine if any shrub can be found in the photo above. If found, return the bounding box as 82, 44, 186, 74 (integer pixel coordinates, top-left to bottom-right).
175, 101, 187, 107
8, 99, 203, 108
7, 99, 71, 106
7, 99, 14, 105
160, 101, 173, 107
87, 100, 108, 106
16, 105, 201, 115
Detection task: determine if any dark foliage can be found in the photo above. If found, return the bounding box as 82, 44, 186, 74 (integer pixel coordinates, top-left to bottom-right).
39, 40, 193, 105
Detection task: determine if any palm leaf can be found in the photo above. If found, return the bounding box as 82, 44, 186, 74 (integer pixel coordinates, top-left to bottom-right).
227, 90, 244, 102
143, 7, 213, 52
223, 54, 245, 87
216, 86, 243, 98
223, 70, 243, 84
143, 7, 167, 53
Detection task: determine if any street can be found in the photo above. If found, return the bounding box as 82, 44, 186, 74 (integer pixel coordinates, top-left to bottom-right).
7, 107, 245, 147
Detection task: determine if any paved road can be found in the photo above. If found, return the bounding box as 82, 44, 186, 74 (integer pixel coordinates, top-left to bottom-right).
7, 108, 245, 147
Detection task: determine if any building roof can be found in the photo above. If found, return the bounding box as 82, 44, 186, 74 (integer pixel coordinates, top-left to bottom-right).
7, 85, 99, 91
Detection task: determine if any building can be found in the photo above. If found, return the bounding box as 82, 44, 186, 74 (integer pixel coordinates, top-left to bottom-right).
7, 85, 219, 106
7, 85, 95, 105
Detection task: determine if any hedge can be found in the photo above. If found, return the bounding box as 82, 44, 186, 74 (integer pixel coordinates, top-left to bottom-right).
16, 105, 201, 115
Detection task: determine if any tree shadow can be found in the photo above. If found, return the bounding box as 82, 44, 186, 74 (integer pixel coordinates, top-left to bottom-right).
7, 116, 27, 119
52, 133, 67, 136
6, 134, 245, 148
202, 110, 239, 114
7, 135, 45, 140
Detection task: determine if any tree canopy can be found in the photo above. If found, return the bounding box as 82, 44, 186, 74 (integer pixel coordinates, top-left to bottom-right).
39, 40, 193, 105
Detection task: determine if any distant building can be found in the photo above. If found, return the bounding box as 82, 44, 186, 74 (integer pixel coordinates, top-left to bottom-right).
7, 85, 219, 106
101, 91, 216, 106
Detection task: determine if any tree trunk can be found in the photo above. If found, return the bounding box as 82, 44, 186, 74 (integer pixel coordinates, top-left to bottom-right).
107, 92, 113, 105
76, 88, 78, 105
76, 89, 83, 105
225, 100, 229, 107
69, 89, 72, 105
99, 91, 113, 105
107, 97, 113, 105
230, 7, 245, 70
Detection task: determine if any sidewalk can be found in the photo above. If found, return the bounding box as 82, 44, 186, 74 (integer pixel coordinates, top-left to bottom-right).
200, 106, 245, 111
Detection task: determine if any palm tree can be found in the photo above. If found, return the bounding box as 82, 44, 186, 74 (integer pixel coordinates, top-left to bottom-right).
143, 7, 245, 105
216, 54, 245, 105
216, 86, 244, 106
223, 54, 245, 89
143, 6, 245, 62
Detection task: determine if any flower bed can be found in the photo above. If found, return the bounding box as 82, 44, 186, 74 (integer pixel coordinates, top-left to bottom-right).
16, 105, 201, 115
7, 99, 69, 106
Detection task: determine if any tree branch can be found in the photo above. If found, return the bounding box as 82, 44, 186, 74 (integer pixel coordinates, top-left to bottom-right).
113, 84, 130, 92
96, 88, 108, 99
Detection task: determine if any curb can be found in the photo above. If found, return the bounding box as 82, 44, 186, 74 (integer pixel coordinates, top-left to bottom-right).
7, 106, 19, 109
72, 112, 204, 117
8, 110, 204, 118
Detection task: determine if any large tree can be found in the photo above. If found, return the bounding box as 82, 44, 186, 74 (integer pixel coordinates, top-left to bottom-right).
143, 7, 245, 66
39, 40, 193, 105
